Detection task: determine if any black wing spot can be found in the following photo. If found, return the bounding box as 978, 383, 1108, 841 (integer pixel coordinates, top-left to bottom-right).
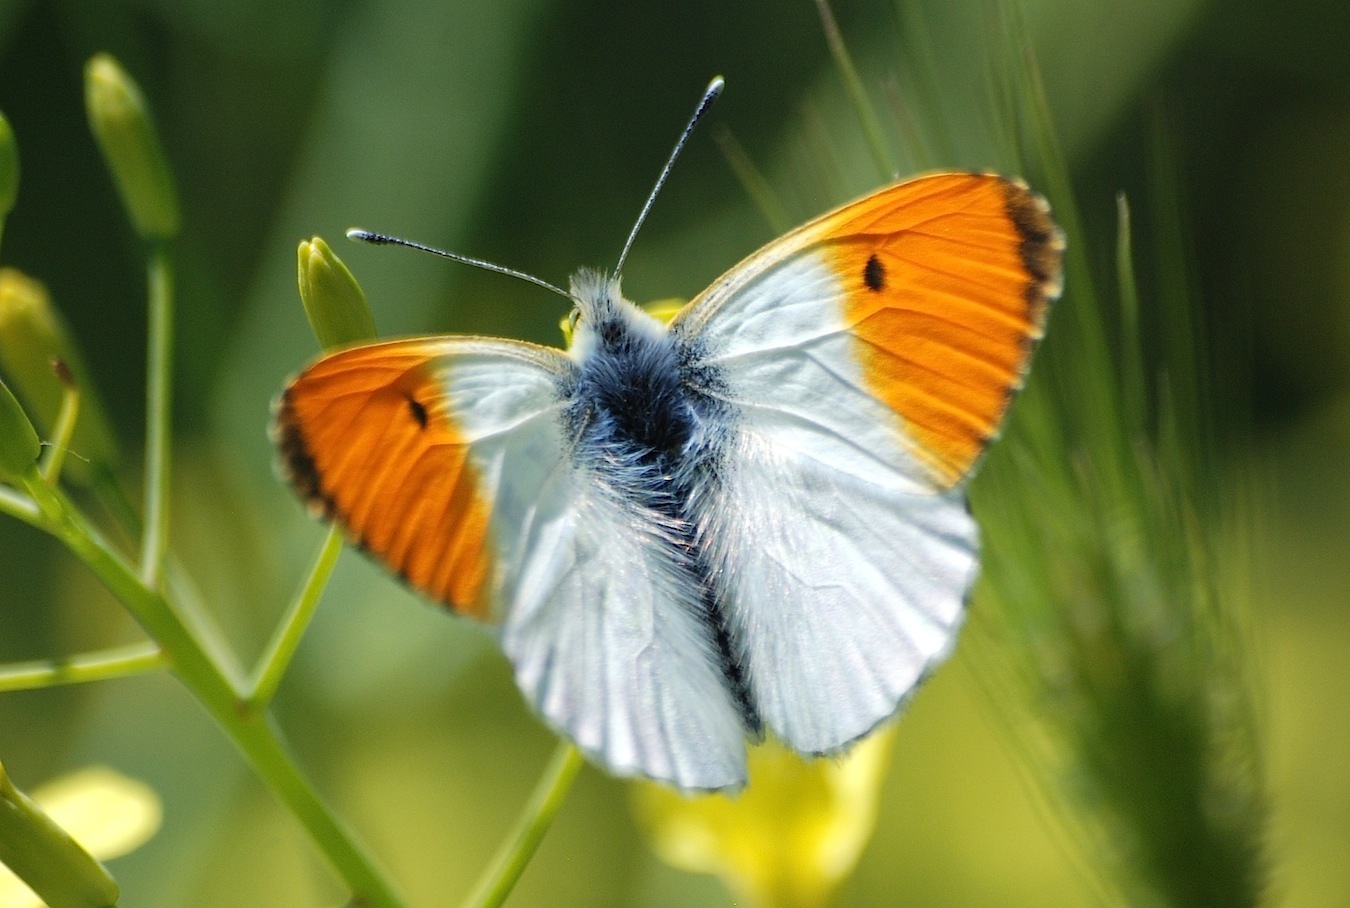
863, 254, 887, 292
405, 394, 429, 428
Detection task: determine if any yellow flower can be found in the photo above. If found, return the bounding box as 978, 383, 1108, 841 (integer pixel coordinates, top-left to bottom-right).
641, 297, 686, 325
560, 296, 686, 345
633, 729, 896, 908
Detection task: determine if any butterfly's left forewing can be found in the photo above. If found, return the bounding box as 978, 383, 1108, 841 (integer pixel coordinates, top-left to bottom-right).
278, 336, 748, 790
276, 337, 573, 619
674, 172, 1062, 755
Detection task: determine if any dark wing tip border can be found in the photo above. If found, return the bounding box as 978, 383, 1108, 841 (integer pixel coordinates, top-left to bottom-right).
999, 178, 1066, 335
272, 388, 339, 523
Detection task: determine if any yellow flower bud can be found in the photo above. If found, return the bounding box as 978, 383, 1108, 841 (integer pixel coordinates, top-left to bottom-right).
297, 237, 376, 348
84, 53, 179, 240
0, 269, 119, 475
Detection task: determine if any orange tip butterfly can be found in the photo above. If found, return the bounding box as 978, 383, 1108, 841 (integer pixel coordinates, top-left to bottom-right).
274, 77, 1063, 792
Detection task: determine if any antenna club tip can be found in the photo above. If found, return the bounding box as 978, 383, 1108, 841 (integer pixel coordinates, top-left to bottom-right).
707, 75, 726, 95
346, 227, 372, 242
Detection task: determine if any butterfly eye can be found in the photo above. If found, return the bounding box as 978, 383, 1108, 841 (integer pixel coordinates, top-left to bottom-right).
568, 308, 582, 332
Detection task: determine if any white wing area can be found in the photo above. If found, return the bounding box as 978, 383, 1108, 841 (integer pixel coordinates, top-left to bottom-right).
677, 248, 979, 754
677, 251, 936, 495
495, 475, 749, 791
702, 432, 977, 754
443, 352, 749, 791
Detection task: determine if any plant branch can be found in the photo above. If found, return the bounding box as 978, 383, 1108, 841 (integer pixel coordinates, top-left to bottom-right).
245, 526, 344, 711
0, 642, 166, 692
0, 484, 39, 526
38, 377, 79, 484
19, 471, 408, 908
462, 741, 584, 908
139, 241, 173, 589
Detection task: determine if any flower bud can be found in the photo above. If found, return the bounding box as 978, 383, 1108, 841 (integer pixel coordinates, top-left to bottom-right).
0, 378, 39, 481
0, 269, 119, 475
297, 237, 376, 348
84, 53, 179, 240
0, 110, 18, 246
0, 762, 121, 908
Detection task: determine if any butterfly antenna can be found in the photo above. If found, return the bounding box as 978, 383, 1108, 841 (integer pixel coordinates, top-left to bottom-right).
346, 229, 572, 301
613, 75, 725, 278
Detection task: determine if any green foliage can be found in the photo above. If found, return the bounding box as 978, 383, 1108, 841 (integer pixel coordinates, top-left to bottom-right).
968, 9, 1266, 906
0, 269, 120, 477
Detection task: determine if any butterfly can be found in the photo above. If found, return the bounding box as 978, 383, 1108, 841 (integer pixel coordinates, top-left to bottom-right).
274, 88, 1061, 793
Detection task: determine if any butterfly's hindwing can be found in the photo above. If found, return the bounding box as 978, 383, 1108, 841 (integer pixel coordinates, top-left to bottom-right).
696, 423, 978, 754
673, 279, 981, 754
497, 467, 748, 791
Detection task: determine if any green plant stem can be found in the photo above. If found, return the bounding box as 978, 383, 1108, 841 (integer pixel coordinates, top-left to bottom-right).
139, 241, 172, 589
89, 465, 244, 683
20, 471, 407, 908
0, 642, 166, 692
0, 485, 39, 526
246, 526, 344, 710
814, 0, 894, 179
91, 463, 141, 545
462, 741, 584, 908
39, 382, 79, 484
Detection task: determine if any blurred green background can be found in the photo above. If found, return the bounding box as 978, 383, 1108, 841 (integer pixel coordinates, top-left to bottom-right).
1, 0, 1348, 905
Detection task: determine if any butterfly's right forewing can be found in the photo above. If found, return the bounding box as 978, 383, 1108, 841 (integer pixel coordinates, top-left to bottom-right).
672, 173, 1060, 756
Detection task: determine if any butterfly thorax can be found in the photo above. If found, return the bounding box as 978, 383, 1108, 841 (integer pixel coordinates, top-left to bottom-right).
564, 270, 709, 507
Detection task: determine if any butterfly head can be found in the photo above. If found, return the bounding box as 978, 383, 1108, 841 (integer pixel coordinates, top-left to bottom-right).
565, 268, 664, 363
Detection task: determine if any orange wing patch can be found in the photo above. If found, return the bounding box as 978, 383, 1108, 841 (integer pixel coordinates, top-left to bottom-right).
824, 173, 1062, 486
275, 343, 494, 618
